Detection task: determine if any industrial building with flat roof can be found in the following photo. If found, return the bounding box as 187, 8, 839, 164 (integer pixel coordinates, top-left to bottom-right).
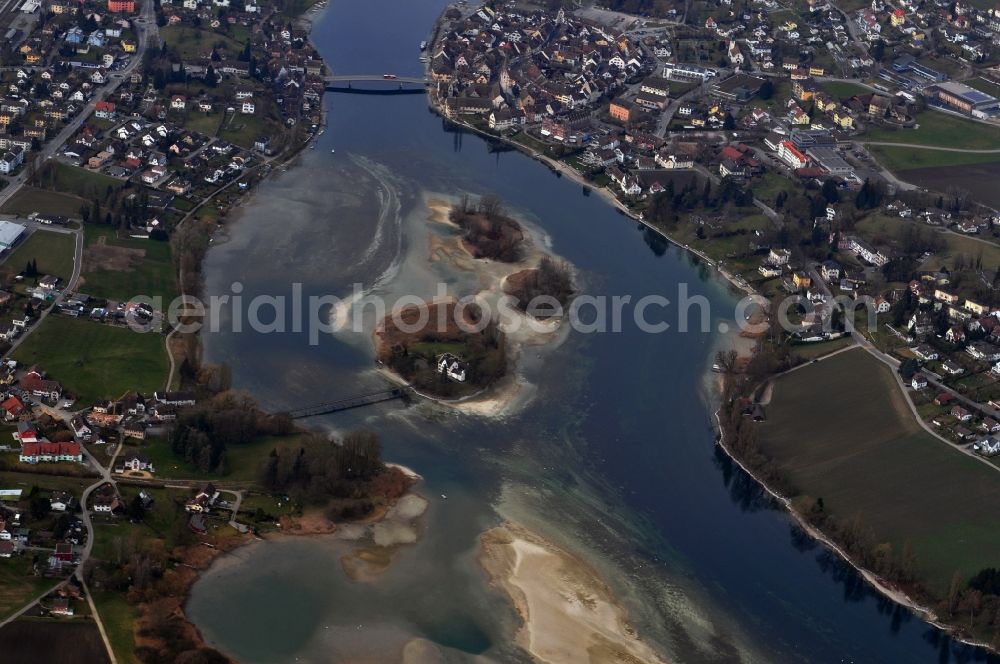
806, 147, 853, 175
0, 220, 26, 251
710, 73, 766, 102
932, 81, 1000, 115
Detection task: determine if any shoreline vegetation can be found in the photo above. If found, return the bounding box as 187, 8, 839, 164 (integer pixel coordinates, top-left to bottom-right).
715, 341, 1000, 651
420, 9, 1000, 655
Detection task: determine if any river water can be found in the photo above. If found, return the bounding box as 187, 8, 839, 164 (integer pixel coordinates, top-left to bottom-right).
186, 1, 998, 662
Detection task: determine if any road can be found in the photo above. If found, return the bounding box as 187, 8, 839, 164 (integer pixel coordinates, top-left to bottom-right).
860, 141, 1000, 154
0, 3, 157, 656
801, 261, 1000, 474
656, 80, 708, 136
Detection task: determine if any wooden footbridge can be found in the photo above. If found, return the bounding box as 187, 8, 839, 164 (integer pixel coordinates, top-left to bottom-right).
286, 387, 412, 419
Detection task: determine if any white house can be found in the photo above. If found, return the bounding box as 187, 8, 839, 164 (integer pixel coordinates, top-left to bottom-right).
437, 354, 467, 382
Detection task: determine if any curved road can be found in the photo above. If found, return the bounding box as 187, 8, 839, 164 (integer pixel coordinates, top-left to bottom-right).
861, 141, 1000, 154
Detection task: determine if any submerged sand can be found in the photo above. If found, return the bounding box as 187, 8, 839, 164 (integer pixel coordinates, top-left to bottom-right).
480, 522, 669, 664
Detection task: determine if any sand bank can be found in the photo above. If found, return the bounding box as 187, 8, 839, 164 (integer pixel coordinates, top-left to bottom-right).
480, 522, 669, 664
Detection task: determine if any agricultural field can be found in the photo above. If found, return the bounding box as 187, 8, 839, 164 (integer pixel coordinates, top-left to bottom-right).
867, 144, 1000, 171
80, 226, 178, 304
3, 230, 76, 282
889, 161, 1000, 210
11, 316, 169, 405
759, 347, 1000, 593
864, 110, 1000, 150
0, 619, 110, 664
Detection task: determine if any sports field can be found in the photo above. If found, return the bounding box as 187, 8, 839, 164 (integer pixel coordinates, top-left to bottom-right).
760, 347, 1000, 593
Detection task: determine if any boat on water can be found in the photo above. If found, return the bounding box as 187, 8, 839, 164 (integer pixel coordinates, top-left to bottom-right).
419, 40, 427, 51
711, 363, 723, 373
331, 149, 336, 154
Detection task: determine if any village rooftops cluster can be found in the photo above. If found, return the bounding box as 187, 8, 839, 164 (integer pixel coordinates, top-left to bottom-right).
856, 1, 1000, 81
67, 115, 258, 206
152, 0, 326, 129
430, 5, 650, 125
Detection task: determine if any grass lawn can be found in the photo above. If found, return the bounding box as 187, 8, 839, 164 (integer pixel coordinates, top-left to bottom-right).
3, 230, 76, 281
159, 25, 241, 61
864, 111, 1000, 150
0, 556, 57, 621
760, 347, 1000, 594
143, 434, 305, 482
868, 145, 1000, 171
219, 111, 279, 149
182, 111, 223, 137
820, 80, 871, 98
0, 471, 92, 494
91, 591, 139, 664
751, 172, 800, 207
238, 493, 299, 521
788, 336, 852, 362
0, 188, 87, 218
80, 225, 178, 303
668, 210, 771, 264
11, 316, 168, 404
45, 163, 121, 200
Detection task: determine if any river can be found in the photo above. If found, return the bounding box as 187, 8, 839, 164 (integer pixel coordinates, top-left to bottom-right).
186, 1, 999, 662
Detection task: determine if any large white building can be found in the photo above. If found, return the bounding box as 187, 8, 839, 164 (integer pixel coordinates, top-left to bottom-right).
0, 220, 26, 251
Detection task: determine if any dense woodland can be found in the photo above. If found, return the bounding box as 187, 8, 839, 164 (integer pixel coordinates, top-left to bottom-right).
259, 429, 410, 520
168, 391, 295, 474
504, 256, 575, 317
380, 302, 507, 397
450, 194, 525, 262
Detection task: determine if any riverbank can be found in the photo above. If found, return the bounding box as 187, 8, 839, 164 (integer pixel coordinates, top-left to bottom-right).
423, 29, 1000, 655
715, 358, 1000, 655
420, 35, 1000, 653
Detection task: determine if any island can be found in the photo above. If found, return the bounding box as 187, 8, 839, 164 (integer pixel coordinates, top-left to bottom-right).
375, 301, 507, 399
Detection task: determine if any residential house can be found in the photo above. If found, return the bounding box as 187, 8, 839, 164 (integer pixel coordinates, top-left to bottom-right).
185, 483, 219, 513
19, 440, 83, 464
437, 353, 467, 382
952, 405, 973, 422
